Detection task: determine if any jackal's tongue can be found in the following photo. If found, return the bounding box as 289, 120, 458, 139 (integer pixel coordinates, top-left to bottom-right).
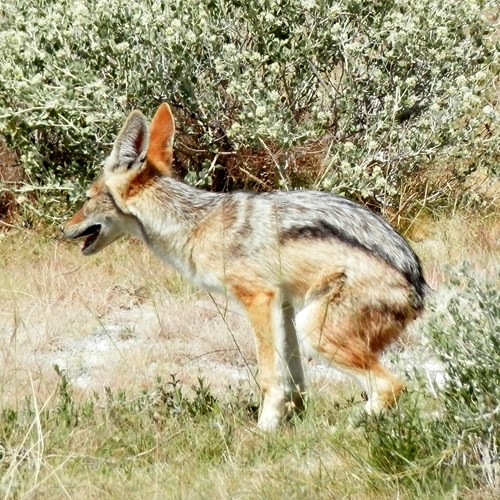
79, 225, 100, 251
82, 231, 98, 251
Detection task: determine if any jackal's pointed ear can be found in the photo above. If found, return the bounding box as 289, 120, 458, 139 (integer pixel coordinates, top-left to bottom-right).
147, 103, 175, 176
105, 110, 150, 176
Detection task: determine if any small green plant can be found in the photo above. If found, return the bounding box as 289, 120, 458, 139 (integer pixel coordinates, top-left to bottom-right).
54, 365, 78, 427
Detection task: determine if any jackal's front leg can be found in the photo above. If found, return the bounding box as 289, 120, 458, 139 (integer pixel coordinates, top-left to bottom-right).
233, 287, 305, 431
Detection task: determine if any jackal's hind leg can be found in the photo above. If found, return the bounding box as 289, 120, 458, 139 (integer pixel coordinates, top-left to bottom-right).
295, 279, 408, 414
233, 287, 305, 431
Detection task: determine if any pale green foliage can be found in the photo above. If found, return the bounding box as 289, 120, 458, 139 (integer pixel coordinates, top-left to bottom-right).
0, 0, 497, 218
364, 268, 500, 490
429, 269, 499, 475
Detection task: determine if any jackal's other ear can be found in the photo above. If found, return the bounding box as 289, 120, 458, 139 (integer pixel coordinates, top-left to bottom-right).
105, 110, 149, 176
147, 103, 175, 175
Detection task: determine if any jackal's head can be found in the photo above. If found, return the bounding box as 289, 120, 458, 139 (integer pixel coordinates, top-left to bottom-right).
62, 103, 175, 255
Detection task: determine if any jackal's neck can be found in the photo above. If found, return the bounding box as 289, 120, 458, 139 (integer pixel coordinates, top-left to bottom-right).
156, 176, 222, 222
125, 175, 222, 264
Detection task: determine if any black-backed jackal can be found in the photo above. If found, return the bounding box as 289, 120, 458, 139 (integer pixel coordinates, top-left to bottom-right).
63, 104, 427, 430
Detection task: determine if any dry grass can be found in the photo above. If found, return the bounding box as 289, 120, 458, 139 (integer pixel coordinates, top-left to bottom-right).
0, 228, 368, 497
410, 210, 499, 287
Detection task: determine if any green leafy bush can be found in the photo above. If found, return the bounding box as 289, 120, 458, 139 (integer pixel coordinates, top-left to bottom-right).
363, 268, 499, 492
0, 0, 497, 220
429, 269, 499, 485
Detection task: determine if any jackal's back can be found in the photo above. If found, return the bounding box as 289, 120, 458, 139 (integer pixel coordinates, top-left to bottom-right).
218, 189, 427, 306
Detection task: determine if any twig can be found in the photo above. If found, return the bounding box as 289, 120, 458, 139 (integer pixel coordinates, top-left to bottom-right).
258, 138, 290, 190
238, 167, 267, 188
389, 193, 418, 224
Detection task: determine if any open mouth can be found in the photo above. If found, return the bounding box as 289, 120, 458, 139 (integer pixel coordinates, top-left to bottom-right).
77, 224, 101, 253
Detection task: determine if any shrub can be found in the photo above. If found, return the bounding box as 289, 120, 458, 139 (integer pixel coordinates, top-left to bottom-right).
0, 0, 497, 221
428, 268, 499, 486
363, 268, 500, 492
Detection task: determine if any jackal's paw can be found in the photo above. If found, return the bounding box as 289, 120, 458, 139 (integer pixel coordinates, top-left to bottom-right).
257, 409, 283, 432
347, 399, 389, 428
364, 397, 386, 415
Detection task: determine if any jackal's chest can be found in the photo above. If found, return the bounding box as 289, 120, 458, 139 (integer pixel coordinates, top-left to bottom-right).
153, 247, 228, 295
